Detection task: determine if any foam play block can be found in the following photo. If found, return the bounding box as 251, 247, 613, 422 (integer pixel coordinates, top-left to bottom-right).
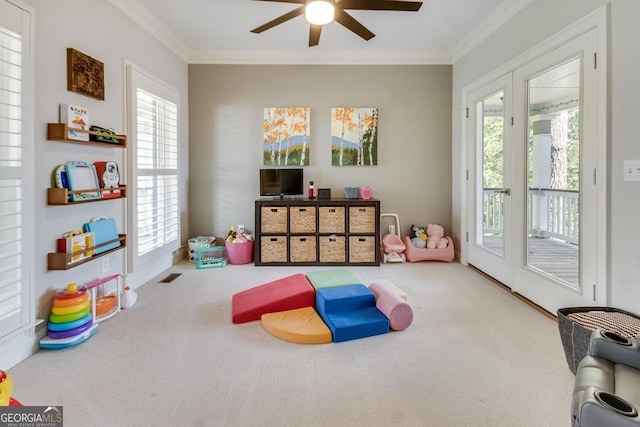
369, 282, 414, 331
261, 307, 332, 344
232, 273, 315, 324
316, 284, 389, 342
363, 279, 408, 301
306, 269, 361, 290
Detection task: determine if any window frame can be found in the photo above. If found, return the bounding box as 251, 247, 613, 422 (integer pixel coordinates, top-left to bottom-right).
125, 64, 181, 271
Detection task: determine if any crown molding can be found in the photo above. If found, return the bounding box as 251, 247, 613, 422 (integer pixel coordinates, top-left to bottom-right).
451, 0, 533, 63
188, 50, 452, 65
109, 0, 189, 62
110, 0, 527, 65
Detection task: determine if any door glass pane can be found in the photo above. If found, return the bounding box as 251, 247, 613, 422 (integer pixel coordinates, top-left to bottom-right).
475, 91, 505, 256
526, 57, 580, 288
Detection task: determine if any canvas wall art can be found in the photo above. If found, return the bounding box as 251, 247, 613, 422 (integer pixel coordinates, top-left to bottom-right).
67, 48, 105, 100
331, 107, 378, 166
263, 107, 310, 166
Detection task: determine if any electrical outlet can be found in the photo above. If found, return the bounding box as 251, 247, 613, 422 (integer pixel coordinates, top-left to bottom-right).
238, 224, 245, 233
101, 257, 110, 273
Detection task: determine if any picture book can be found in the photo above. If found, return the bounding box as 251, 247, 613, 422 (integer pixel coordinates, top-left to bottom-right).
60, 104, 90, 141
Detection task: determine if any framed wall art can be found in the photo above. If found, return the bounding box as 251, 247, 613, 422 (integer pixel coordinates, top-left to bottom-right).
263, 107, 310, 166
67, 48, 105, 100
331, 107, 378, 166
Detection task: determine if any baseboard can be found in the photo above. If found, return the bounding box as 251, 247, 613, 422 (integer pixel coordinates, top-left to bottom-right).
467, 264, 557, 321
0, 325, 47, 370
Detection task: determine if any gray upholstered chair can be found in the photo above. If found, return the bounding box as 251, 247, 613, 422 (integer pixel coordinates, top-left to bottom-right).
572, 328, 640, 426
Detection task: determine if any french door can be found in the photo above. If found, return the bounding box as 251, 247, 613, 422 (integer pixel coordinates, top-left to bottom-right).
467, 28, 605, 314
467, 74, 513, 286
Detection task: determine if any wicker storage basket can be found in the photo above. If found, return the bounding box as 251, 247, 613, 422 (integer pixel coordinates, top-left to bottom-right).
319, 207, 345, 233
348, 236, 376, 263
349, 206, 376, 233
290, 206, 316, 233
319, 235, 346, 263
260, 236, 287, 263
289, 236, 317, 262
557, 306, 640, 374
260, 206, 287, 233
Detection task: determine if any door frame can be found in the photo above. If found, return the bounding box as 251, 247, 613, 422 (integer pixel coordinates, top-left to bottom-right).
459, 5, 608, 308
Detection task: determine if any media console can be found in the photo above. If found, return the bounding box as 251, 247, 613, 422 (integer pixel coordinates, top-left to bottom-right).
255, 198, 380, 266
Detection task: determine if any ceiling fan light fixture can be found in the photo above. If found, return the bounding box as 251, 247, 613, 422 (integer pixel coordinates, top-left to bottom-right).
305, 0, 335, 26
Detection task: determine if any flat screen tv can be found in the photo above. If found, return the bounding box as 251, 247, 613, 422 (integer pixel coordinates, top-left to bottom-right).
260, 168, 304, 197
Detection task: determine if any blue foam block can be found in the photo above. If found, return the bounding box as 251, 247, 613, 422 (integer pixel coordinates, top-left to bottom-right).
316, 284, 376, 313
316, 284, 389, 343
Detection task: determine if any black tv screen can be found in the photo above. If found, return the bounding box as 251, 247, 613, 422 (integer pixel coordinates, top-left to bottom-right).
260, 168, 304, 197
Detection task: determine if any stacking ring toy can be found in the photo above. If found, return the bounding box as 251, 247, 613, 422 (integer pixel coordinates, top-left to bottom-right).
49, 306, 90, 323
51, 299, 90, 315
47, 319, 94, 340
47, 313, 92, 332
55, 287, 87, 300
53, 294, 88, 307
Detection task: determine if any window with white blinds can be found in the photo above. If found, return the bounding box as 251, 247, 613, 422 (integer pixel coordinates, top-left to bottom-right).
131, 72, 180, 267
0, 11, 29, 339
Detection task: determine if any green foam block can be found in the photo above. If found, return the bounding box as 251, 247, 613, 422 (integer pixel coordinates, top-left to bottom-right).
306, 269, 361, 290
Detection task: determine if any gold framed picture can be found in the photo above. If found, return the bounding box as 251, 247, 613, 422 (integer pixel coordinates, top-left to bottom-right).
67, 48, 105, 100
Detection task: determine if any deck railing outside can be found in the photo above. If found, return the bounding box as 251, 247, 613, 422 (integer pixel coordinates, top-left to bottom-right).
483, 188, 579, 244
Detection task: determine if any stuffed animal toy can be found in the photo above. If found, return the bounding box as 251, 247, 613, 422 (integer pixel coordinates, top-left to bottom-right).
426, 223, 448, 249
409, 224, 427, 248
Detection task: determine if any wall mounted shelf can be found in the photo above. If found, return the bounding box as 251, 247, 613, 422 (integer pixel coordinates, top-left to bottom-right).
48, 235, 126, 270
47, 186, 127, 205
47, 123, 126, 148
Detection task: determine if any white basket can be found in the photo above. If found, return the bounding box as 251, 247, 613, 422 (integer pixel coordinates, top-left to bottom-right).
188, 236, 211, 251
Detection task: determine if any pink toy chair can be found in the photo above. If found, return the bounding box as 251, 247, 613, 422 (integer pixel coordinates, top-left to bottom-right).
380, 213, 406, 263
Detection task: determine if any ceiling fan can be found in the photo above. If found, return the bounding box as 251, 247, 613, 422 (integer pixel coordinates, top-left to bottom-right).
251, 0, 424, 47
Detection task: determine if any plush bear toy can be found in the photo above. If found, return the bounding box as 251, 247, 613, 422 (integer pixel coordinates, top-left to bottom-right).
426, 223, 448, 249
409, 224, 427, 248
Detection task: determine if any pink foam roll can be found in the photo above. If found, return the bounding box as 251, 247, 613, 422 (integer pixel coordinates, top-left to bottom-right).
369, 282, 413, 331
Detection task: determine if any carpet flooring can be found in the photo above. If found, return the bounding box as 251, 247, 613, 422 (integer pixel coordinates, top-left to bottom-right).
8, 261, 574, 426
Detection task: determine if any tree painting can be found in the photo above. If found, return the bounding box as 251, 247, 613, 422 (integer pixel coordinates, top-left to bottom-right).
263, 107, 310, 166
331, 107, 378, 166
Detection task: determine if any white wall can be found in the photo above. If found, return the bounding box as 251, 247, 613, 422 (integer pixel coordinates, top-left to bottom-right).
452, 0, 640, 313
23, 0, 188, 321
188, 64, 452, 242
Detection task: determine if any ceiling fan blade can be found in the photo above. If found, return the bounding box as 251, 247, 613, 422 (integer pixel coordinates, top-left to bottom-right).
334, 9, 375, 41
252, 0, 305, 3
250, 6, 305, 33
309, 24, 322, 47
339, 0, 422, 11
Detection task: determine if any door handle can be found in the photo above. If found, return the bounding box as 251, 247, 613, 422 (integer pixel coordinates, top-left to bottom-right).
493, 188, 511, 195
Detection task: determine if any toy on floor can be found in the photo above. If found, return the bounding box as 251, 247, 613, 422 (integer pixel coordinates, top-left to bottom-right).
0, 370, 23, 406
195, 245, 226, 269
426, 223, 449, 249
40, 283, 98, 349
409, 225, 427, 248
380, 213, 406, 263
121, 285, 137, 309
232, 269, 414, 344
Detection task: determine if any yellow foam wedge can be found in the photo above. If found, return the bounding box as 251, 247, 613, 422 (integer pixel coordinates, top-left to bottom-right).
261, 307, 332, 344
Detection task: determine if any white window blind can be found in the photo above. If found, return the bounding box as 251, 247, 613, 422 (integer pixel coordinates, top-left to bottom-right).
0, 19, 26, 338
131, 72, 180, 267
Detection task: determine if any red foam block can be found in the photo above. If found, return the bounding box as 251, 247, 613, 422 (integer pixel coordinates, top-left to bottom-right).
232, 273, 315, 324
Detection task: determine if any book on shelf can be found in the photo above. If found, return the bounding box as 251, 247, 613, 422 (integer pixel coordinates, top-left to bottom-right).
59, 104, 90, 141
